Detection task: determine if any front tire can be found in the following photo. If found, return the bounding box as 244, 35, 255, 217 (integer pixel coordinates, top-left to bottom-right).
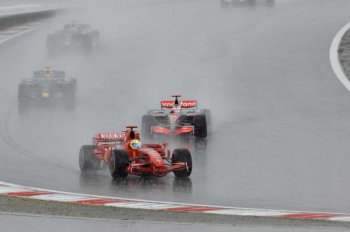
109, 150, 129, 179
172, 148, 192, 178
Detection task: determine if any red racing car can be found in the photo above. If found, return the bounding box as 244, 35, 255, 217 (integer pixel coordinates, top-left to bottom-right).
79, 125, 192, 178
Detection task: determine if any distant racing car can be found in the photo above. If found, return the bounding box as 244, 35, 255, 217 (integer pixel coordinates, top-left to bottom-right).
47, 20, 100, 55
79, 125, 192, 178
18, 66, 77, 113
141, 95, 210, 142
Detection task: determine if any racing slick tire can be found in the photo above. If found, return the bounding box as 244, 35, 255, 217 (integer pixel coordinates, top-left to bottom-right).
109, 150, 129, 179
172, 148, 192, 178
141, 114, 155, 140
79, 145, 98, 172
193, 114, 207, 139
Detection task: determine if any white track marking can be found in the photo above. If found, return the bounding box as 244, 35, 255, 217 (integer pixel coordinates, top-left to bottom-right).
206, 209, 290, 217
105, 202, 183, 210
330, 216, 350, 222
0, 186, 28, 193
330, 21, 350, 92
30, 194, 96, 202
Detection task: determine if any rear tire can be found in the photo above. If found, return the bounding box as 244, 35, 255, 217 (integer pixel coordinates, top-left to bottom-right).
172, 149, 192, 178
79, 145, 98, 172
109, 150, 129, 179
193, 114, 207, 139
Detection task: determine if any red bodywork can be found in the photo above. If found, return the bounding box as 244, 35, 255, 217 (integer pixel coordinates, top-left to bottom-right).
91, 127, 189, 177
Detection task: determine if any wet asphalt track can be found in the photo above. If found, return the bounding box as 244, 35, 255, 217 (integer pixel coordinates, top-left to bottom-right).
1, 0, 350, 214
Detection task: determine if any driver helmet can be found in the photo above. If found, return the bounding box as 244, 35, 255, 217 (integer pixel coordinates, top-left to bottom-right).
130, 139, 142, 149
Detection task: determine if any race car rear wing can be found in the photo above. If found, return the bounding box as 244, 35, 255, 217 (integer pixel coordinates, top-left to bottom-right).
160, 100, 197, 109
93, 133, 125, 144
